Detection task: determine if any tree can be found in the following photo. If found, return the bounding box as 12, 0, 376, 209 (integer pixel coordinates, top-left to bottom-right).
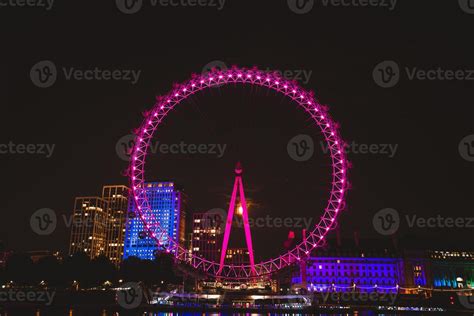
34, 255, 62, 286
62, 252, 91, 288
90, 255, 117, 286
5, 253, 34, 285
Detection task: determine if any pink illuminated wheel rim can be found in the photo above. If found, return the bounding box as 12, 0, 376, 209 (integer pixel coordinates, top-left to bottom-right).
129, 66, 348, 280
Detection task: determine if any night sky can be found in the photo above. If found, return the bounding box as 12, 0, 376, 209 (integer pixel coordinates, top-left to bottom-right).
1, 0, 473, 261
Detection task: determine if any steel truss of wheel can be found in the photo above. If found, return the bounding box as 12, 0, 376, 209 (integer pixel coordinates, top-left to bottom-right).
129, 66, 349, 280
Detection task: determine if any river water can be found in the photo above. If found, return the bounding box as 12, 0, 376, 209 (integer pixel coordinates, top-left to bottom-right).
0, 309, 446, 316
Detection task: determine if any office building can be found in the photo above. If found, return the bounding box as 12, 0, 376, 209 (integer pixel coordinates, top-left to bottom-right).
123, 182, 186, 260
226, 248, 250, 266
103, 185, 129, 266
69, 197, 109, 259
191, 212, 222, 262
68, 185, 130, 264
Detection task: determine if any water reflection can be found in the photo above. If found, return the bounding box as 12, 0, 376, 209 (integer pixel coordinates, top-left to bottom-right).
0, 311, 415, 316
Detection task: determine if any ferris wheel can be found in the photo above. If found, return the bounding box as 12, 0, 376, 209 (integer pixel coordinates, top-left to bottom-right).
128, 66, 349, 280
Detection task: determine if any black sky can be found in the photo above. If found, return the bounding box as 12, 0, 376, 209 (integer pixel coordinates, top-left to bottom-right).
1, 0, 473, 260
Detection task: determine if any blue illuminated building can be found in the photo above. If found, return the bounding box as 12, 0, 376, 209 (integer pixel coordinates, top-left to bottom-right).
123, 182, 186, 260
430, 251, 474, 289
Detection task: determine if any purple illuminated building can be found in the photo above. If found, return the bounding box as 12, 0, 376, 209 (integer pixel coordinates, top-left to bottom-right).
290, 232, 474, 294
291, 236, 430, 293
292, 253, 406, 293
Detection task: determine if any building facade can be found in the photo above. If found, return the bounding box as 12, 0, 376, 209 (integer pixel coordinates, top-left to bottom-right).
225, 248, 250, 266
102, 185, 129, 266
429, 251, 474, 289
191, 212, 222, 262
69, 197, 109, 259
292, 254, 404, 293
291, 247, 474, 293
68, 185, 130, 264
123, 182, 186, 260
401, 250, 430, 289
